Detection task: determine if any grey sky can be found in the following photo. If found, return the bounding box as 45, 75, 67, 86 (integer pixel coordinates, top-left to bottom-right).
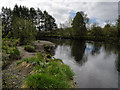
0, 0, 119, 27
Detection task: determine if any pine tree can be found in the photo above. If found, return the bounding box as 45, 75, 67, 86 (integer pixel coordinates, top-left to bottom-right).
43, 11, 57, 31
2, 7, 12, 37
117, 15, 120, 38
71, 12, 87, 37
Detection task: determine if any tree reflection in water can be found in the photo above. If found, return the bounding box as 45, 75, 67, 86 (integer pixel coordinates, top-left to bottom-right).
91, 42, 102, 55
71, 40, 87, 66
116, 46, 120, 72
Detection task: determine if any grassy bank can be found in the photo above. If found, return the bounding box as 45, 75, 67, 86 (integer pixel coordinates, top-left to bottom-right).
2, 38, 75, 88
17, 52, 74, 88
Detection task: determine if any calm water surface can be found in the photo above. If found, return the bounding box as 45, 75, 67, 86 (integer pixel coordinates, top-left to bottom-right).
50, 39, 120, 88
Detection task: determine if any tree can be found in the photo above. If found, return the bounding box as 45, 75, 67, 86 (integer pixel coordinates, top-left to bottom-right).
43, 11, 57, 31
36, 8, 43, 31
80, 11, 89, 24
91, 25, 103, 37
1, 4, 58, 39
117, 15, 120, 38
11, 17, 37, 44
1, 7, 13, 38
71, 12, 87, 37
103, 23, 117, 37
29, 7, 37, 22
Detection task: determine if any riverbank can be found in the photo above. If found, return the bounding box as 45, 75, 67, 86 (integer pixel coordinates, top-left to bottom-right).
38, 35, 120, 45
2, 40, 75, 88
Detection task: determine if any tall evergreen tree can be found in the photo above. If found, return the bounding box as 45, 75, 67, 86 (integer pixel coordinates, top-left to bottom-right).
117, 15, 120, 38
1, 4, 57, 38
13, 4, 19, 17
72, 12, 87, 37
1, 7, 12, 37
36, 8, 44, 31
43, 11, 57, 31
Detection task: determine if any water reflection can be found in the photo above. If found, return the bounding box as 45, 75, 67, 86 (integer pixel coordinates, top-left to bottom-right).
91, 42, 102, 55
71, 40, 87, 66
53, 39, 119, 88
116, 46, 120, 72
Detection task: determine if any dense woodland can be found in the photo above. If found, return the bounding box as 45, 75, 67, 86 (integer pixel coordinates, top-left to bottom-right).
1, 5, 57, 44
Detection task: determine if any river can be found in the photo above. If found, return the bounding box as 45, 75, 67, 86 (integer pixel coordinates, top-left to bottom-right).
46, 39, 120, 88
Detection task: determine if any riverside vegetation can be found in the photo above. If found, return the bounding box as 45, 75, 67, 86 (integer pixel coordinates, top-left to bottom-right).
17, 52, 74, 88
2, 39, 75, 88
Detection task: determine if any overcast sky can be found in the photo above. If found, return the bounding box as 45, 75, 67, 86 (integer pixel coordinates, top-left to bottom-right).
0, 0, 119, 27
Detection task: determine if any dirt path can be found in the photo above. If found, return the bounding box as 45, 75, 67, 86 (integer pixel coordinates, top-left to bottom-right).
18, 46, 36, 59
2, 46, 36, 88
2, 40, 54, 88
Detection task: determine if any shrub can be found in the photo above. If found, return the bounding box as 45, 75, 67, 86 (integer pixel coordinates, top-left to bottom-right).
43, 44, 54, 53
24, 45, 35, 52
43, 44, 51, 52
2, 38, 20, 61
9, 47, 21, 60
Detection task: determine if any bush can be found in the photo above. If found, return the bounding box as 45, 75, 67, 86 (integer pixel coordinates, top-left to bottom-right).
2, 38, 20, 60
24, 45, 35, 52
43, 44, 54, 53
9, 47, 21, 60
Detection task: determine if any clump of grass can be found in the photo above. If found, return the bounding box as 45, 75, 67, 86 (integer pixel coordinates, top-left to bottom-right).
24, 45, 35, 52
20, 52, 74, 88
37, 40, 41, 43
53, 58, 63, 63
16, 58, 28, 65
24, 73, 71, 88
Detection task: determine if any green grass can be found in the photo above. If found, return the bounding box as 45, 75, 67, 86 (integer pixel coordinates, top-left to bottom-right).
24, 45, 35, 52
24, 73, 71, 88
18, 52, 74, 88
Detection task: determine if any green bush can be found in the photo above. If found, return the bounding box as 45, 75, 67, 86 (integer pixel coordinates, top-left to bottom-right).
2, 38, 20, 61
24, 45, 35, 52
9, 47, 21, 60
43, 44, 53, 53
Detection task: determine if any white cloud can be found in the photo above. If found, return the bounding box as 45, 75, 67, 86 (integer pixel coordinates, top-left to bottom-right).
0, 0, 118, 27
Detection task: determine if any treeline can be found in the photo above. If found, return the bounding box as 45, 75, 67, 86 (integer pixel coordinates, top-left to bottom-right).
43, 12, 120, 43
1, 5, 57, 44
1, 5, 120, 44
